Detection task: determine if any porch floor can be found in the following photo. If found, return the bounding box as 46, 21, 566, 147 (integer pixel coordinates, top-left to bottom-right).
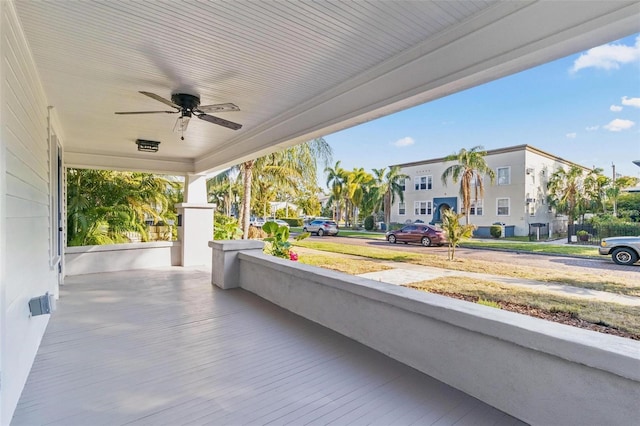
12, 267, 524, 426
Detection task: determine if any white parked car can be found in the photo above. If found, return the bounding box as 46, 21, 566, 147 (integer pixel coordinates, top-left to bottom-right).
599, 236, 640, 265
303, 220, 339, 236
250, 217, 266, 227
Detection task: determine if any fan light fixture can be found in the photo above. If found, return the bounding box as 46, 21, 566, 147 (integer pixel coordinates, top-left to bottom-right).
136, 139, 160, 153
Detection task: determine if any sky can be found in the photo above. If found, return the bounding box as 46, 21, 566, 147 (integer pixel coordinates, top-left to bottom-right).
321, 33, 640, 188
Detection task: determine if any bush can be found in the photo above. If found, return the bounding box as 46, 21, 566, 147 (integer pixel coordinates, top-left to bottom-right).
490, 225, 502, 238
364, 215, 375, 231
248, 226, 267, 239
214, 215, 242, 240
281, 217, 303, 227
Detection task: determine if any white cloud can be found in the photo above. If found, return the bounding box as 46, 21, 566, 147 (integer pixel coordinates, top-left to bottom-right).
565, 132, 577, 139
603, 119, 635, 132
621, 96, 640, 108
571, 35, 640, 73
392, 137, 415, 147
610, 105, 623, 112
585, 125, 599, 131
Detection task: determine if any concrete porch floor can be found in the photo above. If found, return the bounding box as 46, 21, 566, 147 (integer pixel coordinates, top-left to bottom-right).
12, 267, 524, 426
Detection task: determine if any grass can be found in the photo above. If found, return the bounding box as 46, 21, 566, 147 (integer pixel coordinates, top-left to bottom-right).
407, 277, 640, 336
460, 240, 599, 257
293, 245, 640, 337
298, 253, 391, 274
291, 227, 385, 240
293, 240, 640, 296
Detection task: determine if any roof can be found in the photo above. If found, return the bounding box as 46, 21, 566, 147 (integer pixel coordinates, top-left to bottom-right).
390, 144, 592, 171
12, 1, 640, 174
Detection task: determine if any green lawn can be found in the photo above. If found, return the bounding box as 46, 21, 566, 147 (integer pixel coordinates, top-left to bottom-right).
293, 243, 640, 338
293, 239, 638, 295
291, 227, 385, 240
460, 240, 600, 257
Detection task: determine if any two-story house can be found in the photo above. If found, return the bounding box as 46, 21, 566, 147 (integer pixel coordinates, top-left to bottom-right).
390, 145, 591, 237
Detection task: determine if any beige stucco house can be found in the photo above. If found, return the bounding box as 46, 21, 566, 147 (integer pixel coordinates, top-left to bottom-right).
390, 145, 591, 237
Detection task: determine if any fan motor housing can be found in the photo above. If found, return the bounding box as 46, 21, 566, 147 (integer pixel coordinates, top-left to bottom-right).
171, 93, 200, 110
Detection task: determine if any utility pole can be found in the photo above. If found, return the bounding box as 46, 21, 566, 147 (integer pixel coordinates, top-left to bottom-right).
612, 162, 617, 217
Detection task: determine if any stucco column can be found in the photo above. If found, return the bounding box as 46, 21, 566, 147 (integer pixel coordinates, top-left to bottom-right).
176, 174, 215, 266
209, 240, 264, 289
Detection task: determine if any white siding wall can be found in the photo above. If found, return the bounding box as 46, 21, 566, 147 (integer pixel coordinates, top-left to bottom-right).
1, 2, 56, 423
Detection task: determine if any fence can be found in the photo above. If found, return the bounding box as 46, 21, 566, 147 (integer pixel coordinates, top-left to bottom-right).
569, 223, 640, 245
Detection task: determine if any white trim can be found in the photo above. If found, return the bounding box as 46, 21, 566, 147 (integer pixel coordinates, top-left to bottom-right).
414, 175, 433, 191
497, 197, 510, 216
0, 2, 5, 419
470, 199, 484, 216
414, 200, 432, 216
497, 166, 511, 185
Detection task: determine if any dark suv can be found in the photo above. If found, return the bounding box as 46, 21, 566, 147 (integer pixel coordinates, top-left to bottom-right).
303, 220, 339, 236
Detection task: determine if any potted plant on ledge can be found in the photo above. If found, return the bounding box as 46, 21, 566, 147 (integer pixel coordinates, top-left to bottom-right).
576, 230, 589, 242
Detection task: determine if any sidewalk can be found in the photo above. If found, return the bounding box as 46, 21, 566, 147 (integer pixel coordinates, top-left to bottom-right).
357, 262, 640, 306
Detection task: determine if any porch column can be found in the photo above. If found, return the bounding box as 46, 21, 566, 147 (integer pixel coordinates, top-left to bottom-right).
175, 174, 215, 266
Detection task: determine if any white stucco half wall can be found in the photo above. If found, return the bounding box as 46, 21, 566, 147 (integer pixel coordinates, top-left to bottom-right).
209, 241, 640, 426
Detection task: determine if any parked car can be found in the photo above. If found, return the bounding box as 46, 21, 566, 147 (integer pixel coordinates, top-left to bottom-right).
598, 236, 640, 265
303, 220, 339, 236
386, 224, 447, 247
250, 217, 266, 227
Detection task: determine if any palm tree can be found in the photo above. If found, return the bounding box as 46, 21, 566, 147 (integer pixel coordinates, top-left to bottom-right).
441, 146, 496, 225
610, 176, 640, 216
372, 166, 409, 232
441, 209, 474, 261
325, 161, 345, 222
67, 169, 180, 245
546, 165, 586, 229
240, 160, 255, 239
583, 171, 610, 214
239, 138, 332, 238
343, 168, 372, 227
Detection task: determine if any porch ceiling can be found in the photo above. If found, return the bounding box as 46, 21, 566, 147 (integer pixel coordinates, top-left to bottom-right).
14, 1, 640, 175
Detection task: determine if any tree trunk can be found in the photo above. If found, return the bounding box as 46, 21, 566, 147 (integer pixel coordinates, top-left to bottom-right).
383, 191, 391, 233
241, 160, 254, 239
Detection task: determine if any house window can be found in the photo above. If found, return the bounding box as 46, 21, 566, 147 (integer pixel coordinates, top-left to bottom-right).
399, 179, 406, 192
414, 175, 432, 190
497, 167, 510, 185
497, 198, 510, 216
414, 201, 432, 215
470, 200, 483, 216
398, 202, 406, 215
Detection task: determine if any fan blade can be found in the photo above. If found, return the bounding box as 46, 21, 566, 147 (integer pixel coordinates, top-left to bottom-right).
196, 103, 240, 113
115, 110, 177, 115
196, 113, 242, 130
139, 91, 181, 109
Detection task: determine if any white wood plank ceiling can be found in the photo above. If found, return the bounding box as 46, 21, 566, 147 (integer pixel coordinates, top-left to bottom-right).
13, 0, 640, 175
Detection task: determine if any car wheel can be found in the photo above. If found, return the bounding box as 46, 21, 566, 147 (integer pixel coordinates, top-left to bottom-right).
611, 248, 639, 265
388, 235, 396, 244
421, 237, 432, 247
303, 227, 308, 233
318, 228, 324, 237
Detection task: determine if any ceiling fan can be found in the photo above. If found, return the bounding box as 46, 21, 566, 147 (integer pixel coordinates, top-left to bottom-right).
115, 91, 242, 139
